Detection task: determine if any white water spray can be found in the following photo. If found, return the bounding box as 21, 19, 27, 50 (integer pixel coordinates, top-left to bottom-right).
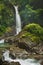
0, 39, 4, 43
14, 6, 21, 35
3, 50, 40, 65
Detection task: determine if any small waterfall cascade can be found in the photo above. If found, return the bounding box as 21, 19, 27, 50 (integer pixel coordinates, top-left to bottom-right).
14, 6, 22, 35
3, 50, 40, 65
3, 50, 13, 62
0, 39, 4, 43
3, 50, 9, 59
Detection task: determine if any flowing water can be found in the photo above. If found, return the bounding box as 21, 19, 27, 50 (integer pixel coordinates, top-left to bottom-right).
0, 39, 4, 46
0, 39, 4, 44
14, 6, 21, 35
0, 5, 41, 65
3, 50, 40, 65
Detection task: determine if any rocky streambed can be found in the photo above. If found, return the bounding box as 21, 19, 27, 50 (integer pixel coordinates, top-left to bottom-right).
0, 37, 43, 65
0, 44, 43, 65
0, 50, 41, 65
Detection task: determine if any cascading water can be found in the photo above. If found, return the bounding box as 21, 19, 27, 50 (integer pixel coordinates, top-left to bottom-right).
3, 50, 13, 62
0, 39, 4, 47
0, 39, 4, 43
3, 50, 40, 65
14, 6, 21, 35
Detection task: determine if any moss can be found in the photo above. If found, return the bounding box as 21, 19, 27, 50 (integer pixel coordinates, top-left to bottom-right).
30, 36, 40, 43
24, 23, 43, 34
23, 23, 43, 41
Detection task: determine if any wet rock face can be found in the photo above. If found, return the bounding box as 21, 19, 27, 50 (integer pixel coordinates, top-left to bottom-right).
9, 53, 16, 59
10, 62, 20, 65
4, 35, 43, 55
40, 60, 43, 65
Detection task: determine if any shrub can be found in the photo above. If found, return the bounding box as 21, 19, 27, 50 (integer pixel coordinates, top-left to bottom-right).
24, 23, 43, 41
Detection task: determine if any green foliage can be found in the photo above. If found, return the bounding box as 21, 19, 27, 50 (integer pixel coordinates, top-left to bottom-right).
20, 5, 38, 25
24, 23, 43, 35
0, 25, 6, 36
0, 0, 15, 36
30, 36, 40, 43
0, 0, 43, 36
23, 23, 43, 41
20, 5, 43, 26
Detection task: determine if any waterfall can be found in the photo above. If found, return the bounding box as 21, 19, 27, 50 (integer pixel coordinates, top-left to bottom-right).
3, 50, 40, 65
14, 6, 21, 35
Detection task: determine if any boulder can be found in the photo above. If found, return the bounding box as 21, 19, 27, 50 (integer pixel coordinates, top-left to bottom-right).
9, 53, 16, 59
2, 61, 10, 65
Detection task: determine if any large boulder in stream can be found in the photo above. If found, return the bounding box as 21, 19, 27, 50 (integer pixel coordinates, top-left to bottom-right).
9, 53, 16, 59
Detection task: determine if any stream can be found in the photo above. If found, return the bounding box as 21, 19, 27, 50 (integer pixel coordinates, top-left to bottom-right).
3, 50, 40, 65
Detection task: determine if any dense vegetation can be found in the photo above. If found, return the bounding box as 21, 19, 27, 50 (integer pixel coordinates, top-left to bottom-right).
0, 0, 43, 36
0, 0, 43, 60
22, 23, 43, 42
